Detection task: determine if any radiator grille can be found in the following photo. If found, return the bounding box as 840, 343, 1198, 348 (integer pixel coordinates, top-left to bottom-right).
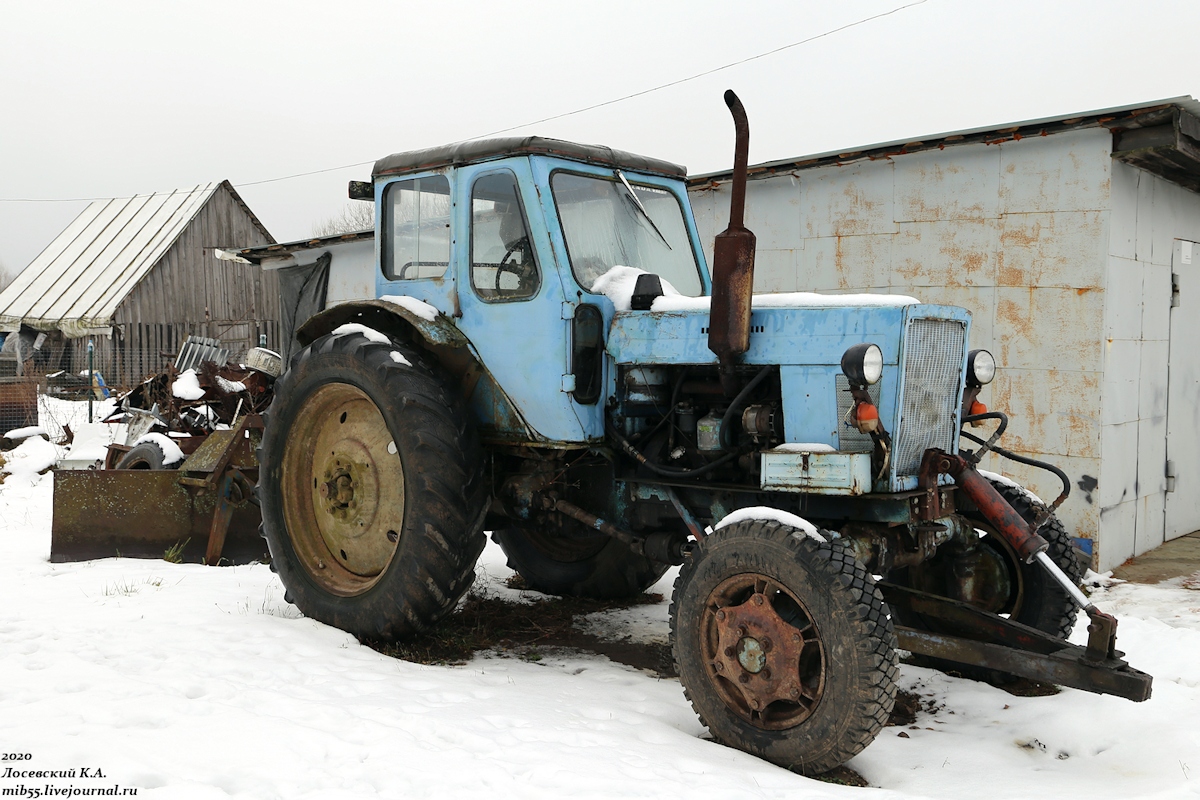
836, 375, 880, 452
893, 318, 967, 476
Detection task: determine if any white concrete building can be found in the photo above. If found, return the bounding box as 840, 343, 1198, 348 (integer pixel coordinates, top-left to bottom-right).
688, 98, 1200, 572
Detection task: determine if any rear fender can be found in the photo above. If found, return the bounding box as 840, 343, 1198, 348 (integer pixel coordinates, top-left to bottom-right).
295, 300, 536, 442
297, 299, 469, 350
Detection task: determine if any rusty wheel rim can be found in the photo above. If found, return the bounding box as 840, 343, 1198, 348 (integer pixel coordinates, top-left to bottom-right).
281, 383, 405, 596
700, 573, 826, 730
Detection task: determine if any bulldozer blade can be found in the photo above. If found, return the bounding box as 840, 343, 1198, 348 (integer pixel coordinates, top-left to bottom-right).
51, 469, 266, 564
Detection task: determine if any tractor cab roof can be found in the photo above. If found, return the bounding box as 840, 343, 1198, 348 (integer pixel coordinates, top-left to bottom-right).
372, 136, 687, 180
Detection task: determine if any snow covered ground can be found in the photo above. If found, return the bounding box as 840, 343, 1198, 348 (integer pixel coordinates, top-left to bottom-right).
2, 434, 1200, 798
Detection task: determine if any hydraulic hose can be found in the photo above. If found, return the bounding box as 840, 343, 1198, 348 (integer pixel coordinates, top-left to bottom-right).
720, 366, 773, 452
607, 419, 742, 478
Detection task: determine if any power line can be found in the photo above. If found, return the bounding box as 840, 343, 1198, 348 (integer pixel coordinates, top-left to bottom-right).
0, 0, 930, 203
467, 0, 930, 140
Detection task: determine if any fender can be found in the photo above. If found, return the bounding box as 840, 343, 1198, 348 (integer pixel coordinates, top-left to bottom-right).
295, 299, 549, 445
296, 299, 470, 349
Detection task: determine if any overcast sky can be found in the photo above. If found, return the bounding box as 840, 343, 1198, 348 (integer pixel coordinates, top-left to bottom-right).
1, 0, 1196, 276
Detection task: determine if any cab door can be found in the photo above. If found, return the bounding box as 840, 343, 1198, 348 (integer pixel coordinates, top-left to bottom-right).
453, 159, 591, 444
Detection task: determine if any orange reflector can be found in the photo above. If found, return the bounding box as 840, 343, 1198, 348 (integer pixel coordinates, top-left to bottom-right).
854, 401, 880, 433
970, 400, 988, 416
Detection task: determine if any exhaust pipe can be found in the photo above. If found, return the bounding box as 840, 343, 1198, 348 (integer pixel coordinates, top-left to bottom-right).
707, 90, 757, 395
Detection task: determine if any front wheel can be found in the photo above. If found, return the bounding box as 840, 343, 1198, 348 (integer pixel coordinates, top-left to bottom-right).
258, 331, 486, 640
670, 519, 898, 775
906, 476, 1083, 639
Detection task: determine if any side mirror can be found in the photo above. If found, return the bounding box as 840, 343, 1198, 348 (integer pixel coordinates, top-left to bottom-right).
348, 180, 374, 201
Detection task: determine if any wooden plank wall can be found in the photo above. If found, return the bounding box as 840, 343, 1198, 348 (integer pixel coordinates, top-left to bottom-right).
94, 183, 280, 386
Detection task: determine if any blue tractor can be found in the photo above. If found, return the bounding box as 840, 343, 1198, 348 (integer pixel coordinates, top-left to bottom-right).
258, 92, 1150, 773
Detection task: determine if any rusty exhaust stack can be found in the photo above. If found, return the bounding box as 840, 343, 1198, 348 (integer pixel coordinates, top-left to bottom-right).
708, 90, 756, 394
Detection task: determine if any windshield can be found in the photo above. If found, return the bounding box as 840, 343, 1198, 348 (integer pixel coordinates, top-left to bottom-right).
551, 172, 703, 296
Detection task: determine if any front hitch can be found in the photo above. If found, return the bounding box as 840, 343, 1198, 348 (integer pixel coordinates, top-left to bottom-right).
914, 448, 1148, 697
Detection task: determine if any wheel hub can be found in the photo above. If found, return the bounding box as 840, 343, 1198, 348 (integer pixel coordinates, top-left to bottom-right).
280, 383, 406, 596
703, 577, 826, 729
321, 468, 356, 510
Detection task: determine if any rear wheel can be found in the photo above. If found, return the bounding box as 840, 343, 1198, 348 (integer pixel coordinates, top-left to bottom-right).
671, 519, 897, 775
492, 523, 668, 599
259, 330, 486, 640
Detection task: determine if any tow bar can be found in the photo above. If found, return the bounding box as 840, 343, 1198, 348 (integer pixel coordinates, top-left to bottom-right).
895, 449, 1153, 702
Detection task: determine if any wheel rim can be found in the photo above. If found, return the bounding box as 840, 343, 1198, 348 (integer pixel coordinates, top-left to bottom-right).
700, 573, 826, 730
280, 383, 405, 596
976, 526, 1025, 616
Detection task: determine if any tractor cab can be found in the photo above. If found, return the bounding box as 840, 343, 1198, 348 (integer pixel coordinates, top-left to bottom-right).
360, 137, 711, 444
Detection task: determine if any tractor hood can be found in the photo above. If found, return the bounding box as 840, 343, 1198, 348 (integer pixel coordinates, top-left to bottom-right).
606, 292, 955, 368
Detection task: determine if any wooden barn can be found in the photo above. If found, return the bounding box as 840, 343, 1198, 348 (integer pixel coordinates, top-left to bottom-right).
0, 181, 278, 387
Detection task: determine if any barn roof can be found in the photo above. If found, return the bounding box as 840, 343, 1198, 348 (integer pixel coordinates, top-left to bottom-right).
0, 181, 272, 338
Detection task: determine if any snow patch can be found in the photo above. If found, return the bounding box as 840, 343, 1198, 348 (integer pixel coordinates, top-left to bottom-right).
390, 351, 411, 366
772, 442, 836, 454
592, 265, 684, 311
3, 425, 47, 441
379, 295, 441, 322
978, 469, 1045, 505
215, 376, 247, 393
0, 435, 57, 484
132, 432, 186, 465
333, 323, 391, 344
171, 369, 205, 400
591, 265, 919, 313
714, 506, 826, 541
60, 422, 121, 467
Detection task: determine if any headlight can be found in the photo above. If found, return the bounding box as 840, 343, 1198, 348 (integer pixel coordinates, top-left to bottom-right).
967, 349, 996, 385
841, 343, 883, 386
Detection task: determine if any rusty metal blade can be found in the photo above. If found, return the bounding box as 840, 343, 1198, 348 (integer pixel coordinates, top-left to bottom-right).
51, 470, 266, 564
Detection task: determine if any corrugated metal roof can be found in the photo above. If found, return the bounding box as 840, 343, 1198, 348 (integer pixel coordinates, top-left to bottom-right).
689, 96, 1200, 184
0, 182, 222, 337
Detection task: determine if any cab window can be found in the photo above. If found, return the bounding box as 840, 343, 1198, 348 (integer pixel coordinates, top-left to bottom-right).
383, 175, 451, 280
470, 171, 540, 301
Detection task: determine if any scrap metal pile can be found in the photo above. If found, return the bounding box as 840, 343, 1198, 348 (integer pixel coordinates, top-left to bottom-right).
51, 340, 282, 565
107, 347, 281, 466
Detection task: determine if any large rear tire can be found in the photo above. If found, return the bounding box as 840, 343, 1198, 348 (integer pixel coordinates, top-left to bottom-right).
671, 519, 898, 774
258, 330, 486, 640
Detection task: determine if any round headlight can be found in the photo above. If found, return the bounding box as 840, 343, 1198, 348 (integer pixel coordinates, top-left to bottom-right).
967, 349, 996, 385
842, 343, 884, 386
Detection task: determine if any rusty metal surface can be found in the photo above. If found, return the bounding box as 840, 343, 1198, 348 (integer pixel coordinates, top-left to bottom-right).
896, 627, 1151, 702
50, 470, 265, 564
702, 574, 825, 729
883, 582, 1152, 702
925, 449, 1048, 562
707, 90, 757, 392
0, 378, 37, 434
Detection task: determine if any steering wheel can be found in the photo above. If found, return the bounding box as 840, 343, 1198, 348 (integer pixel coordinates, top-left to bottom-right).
493, 238, 534, 293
